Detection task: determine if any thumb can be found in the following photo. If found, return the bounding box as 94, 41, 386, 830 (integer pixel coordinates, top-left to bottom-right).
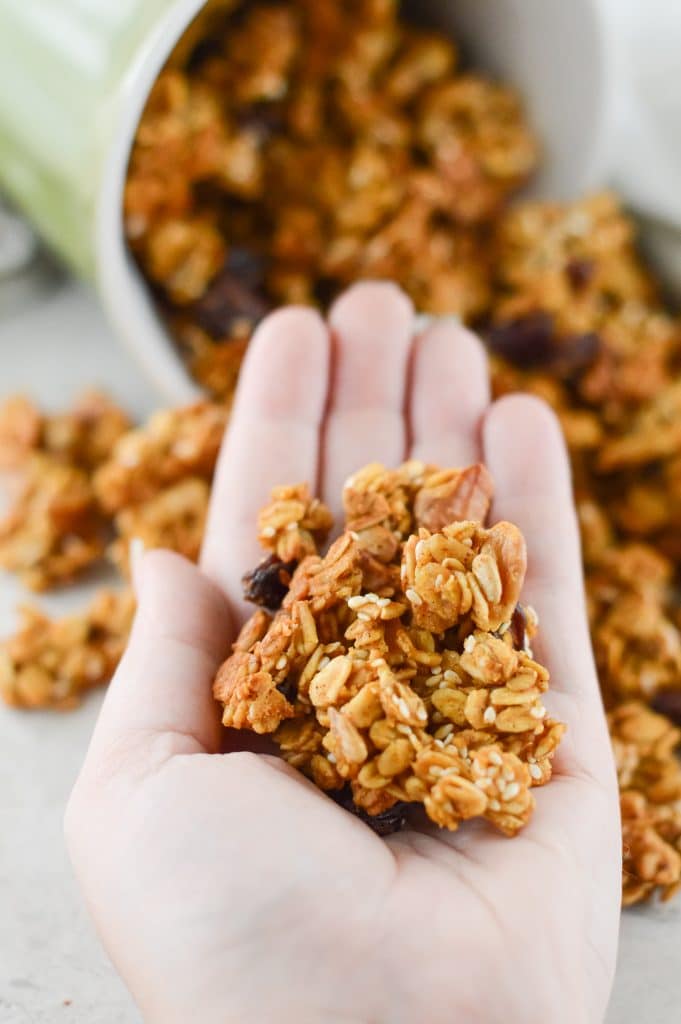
87, 550, 234, 765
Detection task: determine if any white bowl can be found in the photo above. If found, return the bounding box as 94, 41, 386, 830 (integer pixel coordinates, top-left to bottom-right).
96, 0, 615, 404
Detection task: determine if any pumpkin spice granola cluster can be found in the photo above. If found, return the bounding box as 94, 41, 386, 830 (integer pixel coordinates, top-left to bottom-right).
0, 395, 227, 707
125, 0, 537, 397
214, 462, 565, 836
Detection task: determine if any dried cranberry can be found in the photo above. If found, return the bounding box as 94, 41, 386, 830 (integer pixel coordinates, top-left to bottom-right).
243, 555, 297, 610
651, 688, 681, 727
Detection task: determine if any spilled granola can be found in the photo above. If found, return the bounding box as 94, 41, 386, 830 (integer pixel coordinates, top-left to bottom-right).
214, 462, 565, 836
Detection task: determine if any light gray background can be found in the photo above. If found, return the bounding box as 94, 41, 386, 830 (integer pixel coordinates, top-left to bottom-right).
0, 269, 679, 1023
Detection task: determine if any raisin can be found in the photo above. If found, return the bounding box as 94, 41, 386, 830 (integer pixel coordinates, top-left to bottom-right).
651, 688, 681, 727
487, 313, 599, 373
192, 249, 270, 339
236, 102, 286, 141
276, 677, 298, 703
486, 312, 556, 368
243, 555, 297, 610
510, 604, 528, 651
331, 787, 409, 836
566, 258, 595, 291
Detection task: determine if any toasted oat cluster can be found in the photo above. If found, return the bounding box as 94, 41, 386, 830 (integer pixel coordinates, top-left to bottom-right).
0, 392, 132, 591
214, 462, 565, 837
610, 703, 681, 905
94, 401, 227, 572
125, 0, 537, 397
0, 589, 135, 710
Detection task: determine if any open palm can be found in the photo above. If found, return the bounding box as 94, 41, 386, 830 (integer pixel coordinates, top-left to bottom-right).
66, 283, 621, 1024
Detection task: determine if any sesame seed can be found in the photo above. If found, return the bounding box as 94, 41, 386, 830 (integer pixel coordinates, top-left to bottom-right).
347, 595, 367, 609
378, 597, 391, 607
498, 621, 510, 634
489, 750, 503, 766
430, 766, 444, 777
398, 698, 411, 718
463, 635, 476, 652
489, 799, 501, 812
460, 746, 468, 758
357, 612, 372, 622
435, 574, 444, 589
531, 705, 546, 719
434, 739, 445, 749
262, 526, 276, 538
286, 522, 297, 531
328, 753, 337, 764
276, 656, 288, 671
444, 669, 458, 682
529, 764, 542, 780
318, 656, 330, 670
365, 593, 380, 604
438, 724, 454, 739
406, 588, 423, 606
397, 724, 412, 735
483, 706, 497, 725
415, 540, 426, 560
503, 769, 515, 782
417, 707, 428, 722
475, 777, 491, 789
503, 782, 520, 801
350, 531, 360, 541
438, 680, 449, 689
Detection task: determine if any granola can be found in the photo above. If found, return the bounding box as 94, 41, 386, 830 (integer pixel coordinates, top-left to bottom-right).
126, 0, 537, 398
0, 391, 130, 471
0, 589, 135, 710
0, 455, 105, 591
487, 192, 681, 902
214, 463, 565, 837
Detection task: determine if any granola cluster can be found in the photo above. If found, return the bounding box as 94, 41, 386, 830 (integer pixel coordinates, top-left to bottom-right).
214, 462, 565, 836
125, 0, 537, 397
0, 590, 135, 710
0, 392, 130, 590
0, 395, 227, 707
94, 401, 228, 572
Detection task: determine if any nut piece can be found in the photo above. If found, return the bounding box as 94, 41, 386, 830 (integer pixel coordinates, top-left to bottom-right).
414, 463, 494, 531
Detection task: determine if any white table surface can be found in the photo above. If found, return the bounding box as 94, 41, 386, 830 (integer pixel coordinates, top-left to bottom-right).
0, 265, 680, 1024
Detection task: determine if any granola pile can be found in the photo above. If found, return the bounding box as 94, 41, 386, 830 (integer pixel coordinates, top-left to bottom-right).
214, 462, 566, 836
125, 0, 537, 396
0, 395, 227, 707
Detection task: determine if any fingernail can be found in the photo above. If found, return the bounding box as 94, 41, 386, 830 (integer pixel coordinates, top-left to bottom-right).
129, 537, 147, 595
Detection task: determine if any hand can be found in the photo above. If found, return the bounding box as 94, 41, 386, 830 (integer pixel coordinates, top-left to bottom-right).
66, 283, 621, 1024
